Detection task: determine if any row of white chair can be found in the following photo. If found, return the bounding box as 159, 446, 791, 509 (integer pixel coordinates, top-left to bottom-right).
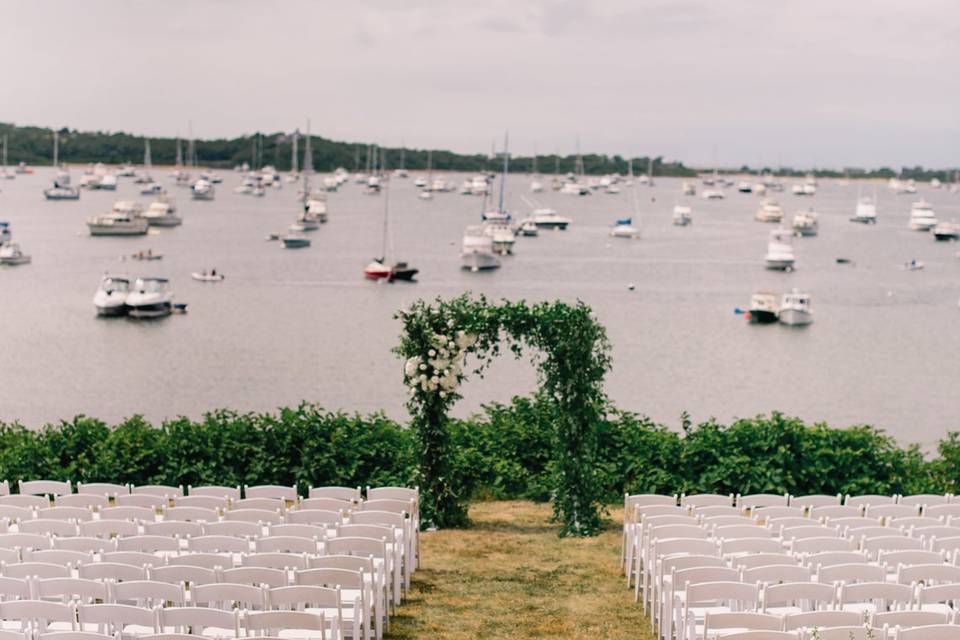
0, 601, 340, 640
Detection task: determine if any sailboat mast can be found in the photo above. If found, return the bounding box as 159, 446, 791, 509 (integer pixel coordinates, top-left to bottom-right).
2, 135, 7, 168
399, 143, 405, 171
427, 149, 433, 181
498, 132, 509, 213
532, 142, 538, 175
381, 147, 389, 259
648, 157, 654, 186
175, 138, 183, 168
291, 130, 299, 174
53, 130, 59, 167
144, 139, 152, 172
302, 120, 313, 198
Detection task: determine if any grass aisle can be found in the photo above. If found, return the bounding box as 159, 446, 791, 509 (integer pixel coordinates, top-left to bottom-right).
386, 500, 653, 639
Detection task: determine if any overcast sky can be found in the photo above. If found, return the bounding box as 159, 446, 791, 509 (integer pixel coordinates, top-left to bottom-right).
3, 0, 958, 168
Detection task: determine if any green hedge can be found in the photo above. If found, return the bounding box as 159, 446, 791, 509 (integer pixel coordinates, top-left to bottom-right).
0, 399, 954, 502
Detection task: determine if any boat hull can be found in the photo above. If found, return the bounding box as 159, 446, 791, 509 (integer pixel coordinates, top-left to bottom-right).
765, 258, 795, 271
127, 302, 172, 319
749, 310, 778, 324
282, 239, 310, 249
779, 309, 813, 326
96, 303, 127, 317
461, 251, 500, 272
146, 217, 182, 227
88, 225, 149, 236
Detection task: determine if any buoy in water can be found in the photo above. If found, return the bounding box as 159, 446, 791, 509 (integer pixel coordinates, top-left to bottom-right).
627, 283, 635, 291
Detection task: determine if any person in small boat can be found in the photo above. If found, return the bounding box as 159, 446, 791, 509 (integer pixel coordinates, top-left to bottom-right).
211, 268, 216, 276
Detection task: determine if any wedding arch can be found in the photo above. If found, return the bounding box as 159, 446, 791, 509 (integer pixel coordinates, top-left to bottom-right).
395, 295, 612, 537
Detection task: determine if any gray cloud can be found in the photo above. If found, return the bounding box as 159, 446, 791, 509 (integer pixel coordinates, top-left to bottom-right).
1, 0, 957, 168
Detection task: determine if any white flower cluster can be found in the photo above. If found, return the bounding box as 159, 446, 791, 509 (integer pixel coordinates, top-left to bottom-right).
405, 329, 478, 399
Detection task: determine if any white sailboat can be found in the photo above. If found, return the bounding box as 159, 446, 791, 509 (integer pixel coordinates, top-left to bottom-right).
286, 130, 300, 183
419, 150, 434, 200
364, 150, 418, 282
43, 131, 80, 200
482, 133, 513, 223
0, 135, 13, 180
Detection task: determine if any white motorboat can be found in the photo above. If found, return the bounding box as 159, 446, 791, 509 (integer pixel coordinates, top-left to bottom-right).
702, 188, 725, 199
755, 200, 784, 223
737, 181, 753, 193
765, 228, 796, 271
605, 184, 621, 195
672, 205, 692, 226
909, 199, 937, 231
778, 289, 813, 326
431, 178, 453, 192
682, 182, 697, 196
527, 208, 571, 230
93, 275, 131, 316
191, 271, 224, 282
304, 196, 328, 223
518, 220, 538, 236
125, 277, 173, 318
414, 177, 427, 188
418, 190, 434, 201
140, 182, 164, 196
752, 183, 767, 195
931, 178, 942, 189
483, 222, 516, 255
98, 174, 118, 191
0, 222, 9, 245
191, 179, 215, 200
117, 164, 136, 177
87, 201, 149, 236
43, 184, 80, 200
792, 210, 819, 236
0, 243, 30, 265
560, 181, 590, 196
461, 226, 501, 271
530, 179, 544, 193
933, 221, 960, 241
469, 175, 489, 195
851, 197, 878, 224
143, 198, 181, 227
747, 292, 779, 324
610, 217, 641, 239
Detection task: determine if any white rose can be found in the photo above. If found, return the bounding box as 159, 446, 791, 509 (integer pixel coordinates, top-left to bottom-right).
428, 349, 436, 357
404, 357, 421, 378
419, 363, 427, 371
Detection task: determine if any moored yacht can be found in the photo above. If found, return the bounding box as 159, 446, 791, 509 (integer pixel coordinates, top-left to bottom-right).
125, 277, 173, 318
682, 182, 697, 196
0, 243, 30, 265
908, 199, 937, 231
702, 188, 725, 199
0, 222, 9, 245
610, 217, 640, 239
747, 292, 779, 324
191, 179, 215, 200
792, 210, 819, 236
87, 201, 149, 236
483, 222, 516, 255
143, 198, 181, 227
755, 200, 784, 223
765, 228, 796, 271
93, 275, 131, 316
527, 208, 571, 230
461, 226, 501, 271
933, 221, 960, 241
44, 172, 80, 200
672, 205, 692, 226
850, 197, 878, 224
281, 231, 311, 248
778, 289, 814, 326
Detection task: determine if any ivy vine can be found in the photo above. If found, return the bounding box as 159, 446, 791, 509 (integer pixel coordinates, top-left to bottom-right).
395, 294, 612, 537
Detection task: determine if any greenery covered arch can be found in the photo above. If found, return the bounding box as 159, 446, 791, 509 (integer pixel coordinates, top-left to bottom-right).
395, 295, 612, 537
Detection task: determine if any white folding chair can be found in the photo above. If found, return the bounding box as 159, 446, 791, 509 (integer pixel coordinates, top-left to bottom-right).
231, 500, 285, 514
53, 538, 117, 554
191, 583, 265, 610
172, 497, 229, 511
680, 582, 760, 640
20, 521, 79, 538
165, 554, 233, 571
790, 495, 842, 509
55, 495, 108, 510
148, 566, 217, 586
2, 563, 70, 580
681, 495, 733, 509
810, 506, 862, 520
116, 496, 167, 510
872, 610, 948, 627
243, 487, 297, 503
223, 510, 281, 526
900, 495, 950, 508
100, 507, 157, 524
838, 581, 913, 614
156, 607, 238, 637
895, 625, 960, 640
111, 581, 187, 608
79, 521, 138, 539
738, 494, 789, 510
77, 484, 129, 498
742, 565, 811, 586
188, 536, 250, 555
307, 488, 360, 503
243, 611, 325, 640
782, 609, 863, 631
131, 486, 183, 499
220, 567, 287, 588
846, 495, 896, 508
0, 600, 76, 632
666, 568, 742, 640
760, 581, 836, 615
164, 509, 219, 524
264, 586, 342, 640
186, 487, 240, 501
703, 611, 781, 640
254, 538, 318, 556
298, 563, 376, 640
37, 508, 94, 523
19, 482, 71, 498
241, 553, 307, 571
80, 562, 147, 582
144, 523, 203, 539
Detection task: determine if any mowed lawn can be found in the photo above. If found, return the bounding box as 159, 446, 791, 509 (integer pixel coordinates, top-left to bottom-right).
386, 501, 653, 639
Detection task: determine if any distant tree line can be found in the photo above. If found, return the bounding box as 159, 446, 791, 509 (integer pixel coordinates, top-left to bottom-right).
0, 122, 696, 176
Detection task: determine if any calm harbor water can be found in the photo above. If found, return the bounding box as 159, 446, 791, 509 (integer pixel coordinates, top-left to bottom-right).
1, 168, 958, 446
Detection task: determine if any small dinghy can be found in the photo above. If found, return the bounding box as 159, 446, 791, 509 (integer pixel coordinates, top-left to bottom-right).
191, 272, 225, 282
835, 258, 853, 265
129, 250, 163, 261
904, 259, 925, 271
